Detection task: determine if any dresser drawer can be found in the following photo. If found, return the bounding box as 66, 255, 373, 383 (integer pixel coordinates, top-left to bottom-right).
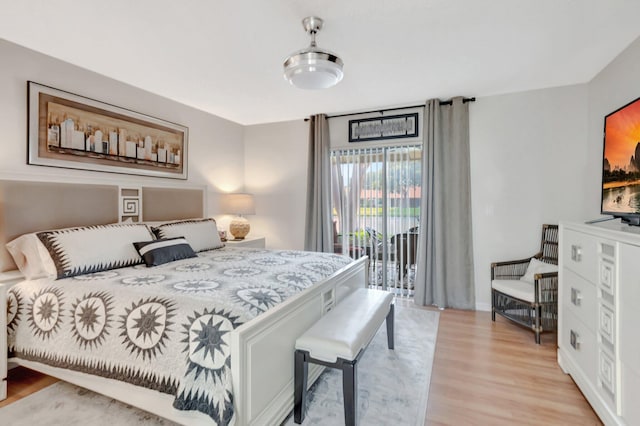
562, 229, 599, 282
562, 268, 597, 331
561, 309, 597, 385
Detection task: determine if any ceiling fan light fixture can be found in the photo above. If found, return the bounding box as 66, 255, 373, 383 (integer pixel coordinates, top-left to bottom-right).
283, 17, 344, 90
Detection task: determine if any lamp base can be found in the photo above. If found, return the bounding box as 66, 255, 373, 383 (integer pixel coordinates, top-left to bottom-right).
229, 216, 250, 240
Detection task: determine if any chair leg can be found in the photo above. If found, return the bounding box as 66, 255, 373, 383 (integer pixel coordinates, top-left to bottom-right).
294, 350, 308, 424
342, 360, 358, 426
491, 291, 496, 321
386, 304, 395, 350
535, 306, 542, 345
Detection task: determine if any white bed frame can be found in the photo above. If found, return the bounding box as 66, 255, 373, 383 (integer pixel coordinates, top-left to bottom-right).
0, 179, 368, 424
1, 257, 368, 425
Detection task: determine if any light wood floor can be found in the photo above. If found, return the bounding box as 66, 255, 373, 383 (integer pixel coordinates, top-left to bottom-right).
425, 308, 601, 425
1, 308, 602, 425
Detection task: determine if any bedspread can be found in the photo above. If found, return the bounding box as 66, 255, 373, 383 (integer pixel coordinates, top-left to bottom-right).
6, 247, 352, 425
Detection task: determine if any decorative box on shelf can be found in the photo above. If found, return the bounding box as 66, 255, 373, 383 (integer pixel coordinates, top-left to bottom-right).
225, 236, 265, 249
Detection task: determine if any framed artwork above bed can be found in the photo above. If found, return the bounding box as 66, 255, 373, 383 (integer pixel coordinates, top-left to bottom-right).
27, 81, 188, 180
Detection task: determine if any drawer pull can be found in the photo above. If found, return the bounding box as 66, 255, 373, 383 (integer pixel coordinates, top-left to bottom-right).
571, 245, 582, 262
570, 287, 582, 306
570, 330, 580, 350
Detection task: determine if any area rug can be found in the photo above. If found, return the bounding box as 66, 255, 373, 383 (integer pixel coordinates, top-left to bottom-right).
0, 304, 439, 426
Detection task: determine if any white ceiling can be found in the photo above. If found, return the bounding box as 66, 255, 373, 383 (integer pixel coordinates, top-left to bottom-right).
1, 0, 639, 125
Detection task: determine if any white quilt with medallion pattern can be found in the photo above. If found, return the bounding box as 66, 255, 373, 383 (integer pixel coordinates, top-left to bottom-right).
6, 247, 352, 425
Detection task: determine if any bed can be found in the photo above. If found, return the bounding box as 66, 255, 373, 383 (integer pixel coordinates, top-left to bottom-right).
0, 180, 368, 425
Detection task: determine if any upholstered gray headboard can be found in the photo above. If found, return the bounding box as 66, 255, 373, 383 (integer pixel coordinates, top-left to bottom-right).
142, 187, 203, 221
0, 180, 205, 272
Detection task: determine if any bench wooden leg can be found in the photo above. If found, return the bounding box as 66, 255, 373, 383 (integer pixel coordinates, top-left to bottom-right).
294, 349, 308, 424
386, 303, 395, 350
342, 359, 358, 426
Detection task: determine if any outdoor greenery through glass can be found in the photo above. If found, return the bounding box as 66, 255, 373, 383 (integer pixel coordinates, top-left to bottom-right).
330, 144, 422, 295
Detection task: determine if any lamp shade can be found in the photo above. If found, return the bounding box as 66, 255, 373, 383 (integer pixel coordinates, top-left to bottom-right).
222, 193, 255, 216
283, 48, 344, 89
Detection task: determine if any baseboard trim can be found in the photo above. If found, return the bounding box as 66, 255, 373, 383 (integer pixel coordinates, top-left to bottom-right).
475, 302, 491, 312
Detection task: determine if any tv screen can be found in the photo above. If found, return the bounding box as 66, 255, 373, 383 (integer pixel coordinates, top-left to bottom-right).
602, 96, 640, 223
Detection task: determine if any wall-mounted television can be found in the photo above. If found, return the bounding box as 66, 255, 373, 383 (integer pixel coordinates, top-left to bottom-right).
602, 96, 640, 225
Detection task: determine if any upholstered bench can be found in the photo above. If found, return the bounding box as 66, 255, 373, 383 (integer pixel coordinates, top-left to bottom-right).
293, 288, 395, 426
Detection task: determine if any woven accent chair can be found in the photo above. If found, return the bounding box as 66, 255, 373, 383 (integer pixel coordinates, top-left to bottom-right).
491, 224, 559, 344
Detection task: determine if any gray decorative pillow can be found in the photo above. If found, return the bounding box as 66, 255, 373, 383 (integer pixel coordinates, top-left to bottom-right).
133, 237, 197, 267
37, 223, 155, 279
152, 218, 224, 252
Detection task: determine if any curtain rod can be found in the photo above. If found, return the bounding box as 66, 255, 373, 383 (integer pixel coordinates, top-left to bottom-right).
305, 97, 476, 121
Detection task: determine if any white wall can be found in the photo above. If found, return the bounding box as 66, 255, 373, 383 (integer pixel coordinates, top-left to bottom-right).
0, 39, 245, 216
244, 36, 640, 310
469, 36, 640, 310
243, 86, 592, 310
243, 120, 309, 249
149, 28, 640, 310
470, 85, 589, 310
588, 36, 640, 214
14, 22, 624, 309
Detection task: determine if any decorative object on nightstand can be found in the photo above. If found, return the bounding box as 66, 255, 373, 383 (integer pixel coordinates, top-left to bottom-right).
222, 193, 255, 240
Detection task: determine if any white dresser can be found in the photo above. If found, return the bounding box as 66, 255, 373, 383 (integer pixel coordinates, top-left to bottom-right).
559, 221, 640, 425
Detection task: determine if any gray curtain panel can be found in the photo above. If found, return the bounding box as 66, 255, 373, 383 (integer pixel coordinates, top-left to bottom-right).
414, 98, 476, 309
304, 114, 334, 252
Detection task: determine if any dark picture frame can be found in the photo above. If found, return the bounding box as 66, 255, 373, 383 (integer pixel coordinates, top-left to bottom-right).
27, 81, 188, 180
349, 113, 419, 143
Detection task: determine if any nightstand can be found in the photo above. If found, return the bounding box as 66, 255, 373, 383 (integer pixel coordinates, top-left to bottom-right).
0, 271, 22, 400
0, 282, 8, 400
225, 236, 265, 248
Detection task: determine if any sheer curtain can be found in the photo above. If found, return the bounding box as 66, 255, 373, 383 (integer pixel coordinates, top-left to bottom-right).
304, 114, 333, 252
331, 145, 421, 292
414, 97, 475, 309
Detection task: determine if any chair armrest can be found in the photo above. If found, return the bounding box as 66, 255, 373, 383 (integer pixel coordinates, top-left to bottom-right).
491, 256, 533, 280
533, 272, 558, 303
534, 271, 558, 280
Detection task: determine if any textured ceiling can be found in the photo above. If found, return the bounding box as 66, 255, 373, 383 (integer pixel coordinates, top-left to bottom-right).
1, 0, 639, 125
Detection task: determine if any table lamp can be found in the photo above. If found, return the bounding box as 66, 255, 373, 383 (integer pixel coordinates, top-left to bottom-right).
223, 193, 255, 240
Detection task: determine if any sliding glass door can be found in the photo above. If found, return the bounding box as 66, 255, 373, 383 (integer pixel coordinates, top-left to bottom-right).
331, 144, 422, 295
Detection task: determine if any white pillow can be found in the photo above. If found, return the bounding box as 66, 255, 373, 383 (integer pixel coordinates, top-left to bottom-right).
37, 223, 155, 279
152, 218, 224, 252
5, 233, 57, 279
520, 258, 558, 283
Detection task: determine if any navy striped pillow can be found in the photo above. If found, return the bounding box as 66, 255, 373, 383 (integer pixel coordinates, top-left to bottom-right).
133, 237, 197, 267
